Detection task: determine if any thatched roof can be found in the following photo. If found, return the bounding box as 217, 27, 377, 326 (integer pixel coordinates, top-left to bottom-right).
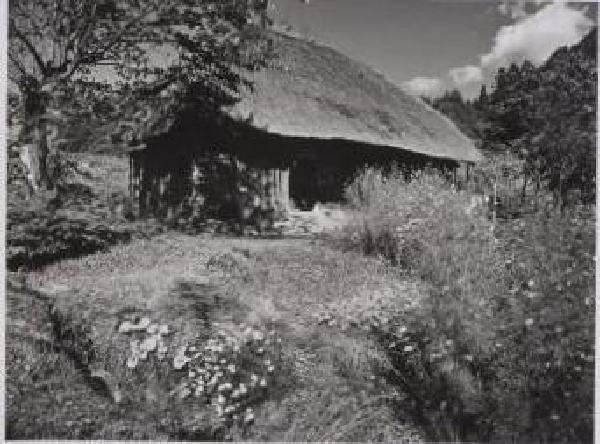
224, 32, 481, 163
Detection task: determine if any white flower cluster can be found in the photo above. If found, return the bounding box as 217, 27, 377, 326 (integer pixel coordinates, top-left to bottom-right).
169, 323, 281, 425
119, 317, 171, 368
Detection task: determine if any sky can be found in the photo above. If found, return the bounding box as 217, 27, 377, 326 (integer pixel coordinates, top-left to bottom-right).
270, 0, 598, 98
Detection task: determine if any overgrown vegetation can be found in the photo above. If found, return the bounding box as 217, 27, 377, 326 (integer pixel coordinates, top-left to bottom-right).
384, 35, 597, 440
339, 167, 594, 442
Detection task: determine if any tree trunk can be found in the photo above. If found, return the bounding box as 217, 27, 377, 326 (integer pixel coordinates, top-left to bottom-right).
34, 115, 53, 190
22, 87, 53, 192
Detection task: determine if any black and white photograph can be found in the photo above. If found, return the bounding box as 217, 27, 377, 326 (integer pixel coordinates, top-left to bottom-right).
4, 0, 597, 441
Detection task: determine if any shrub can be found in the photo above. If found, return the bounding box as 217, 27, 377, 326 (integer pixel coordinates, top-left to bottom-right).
338, 166, 594, 442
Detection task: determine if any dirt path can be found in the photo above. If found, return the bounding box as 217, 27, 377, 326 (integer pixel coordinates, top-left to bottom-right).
9, 233, 425, 441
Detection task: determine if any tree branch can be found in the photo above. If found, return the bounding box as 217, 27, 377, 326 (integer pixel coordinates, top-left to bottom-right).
65, 6, 158, 80
9, 18, 48, 77
8, 51, 29, 78
61, 0, 97, 78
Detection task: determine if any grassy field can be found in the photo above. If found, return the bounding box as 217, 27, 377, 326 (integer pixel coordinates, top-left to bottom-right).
7, 233, 425, 441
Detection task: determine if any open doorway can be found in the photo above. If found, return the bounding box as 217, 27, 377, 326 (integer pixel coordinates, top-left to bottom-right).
289, 157, 350, 211
289, 158, 319, 210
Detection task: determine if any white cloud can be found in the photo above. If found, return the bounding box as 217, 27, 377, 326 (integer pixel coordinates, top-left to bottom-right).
401, 76, 444, 97
440, 1, 593, 98
448, 65, 483, 86
403, 2, 594, 99
481, 2, 594, 70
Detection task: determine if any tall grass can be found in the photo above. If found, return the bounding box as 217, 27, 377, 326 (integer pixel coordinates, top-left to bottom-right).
339, 166, 594, 442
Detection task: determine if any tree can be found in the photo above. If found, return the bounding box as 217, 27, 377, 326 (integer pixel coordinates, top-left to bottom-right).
428, 89, 485, 141
8, 0, 271, 191
484, 28, 597, 204
475, 84, 488, 109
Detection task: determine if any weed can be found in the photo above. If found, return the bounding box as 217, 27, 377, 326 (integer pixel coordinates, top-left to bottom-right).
338, 166, 594, 442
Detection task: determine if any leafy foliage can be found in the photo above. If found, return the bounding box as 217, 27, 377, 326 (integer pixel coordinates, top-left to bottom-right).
486, 29, 597, 203
8, 0, 272, 188
425, 29, 596, 204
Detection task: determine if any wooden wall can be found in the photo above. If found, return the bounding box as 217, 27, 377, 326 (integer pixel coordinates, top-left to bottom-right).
128, 123, 461, 221
129, 148, 290, 221
258, 168, 289, 212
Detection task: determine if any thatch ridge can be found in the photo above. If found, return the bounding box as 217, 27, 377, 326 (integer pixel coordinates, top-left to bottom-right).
223, 31, 481, 163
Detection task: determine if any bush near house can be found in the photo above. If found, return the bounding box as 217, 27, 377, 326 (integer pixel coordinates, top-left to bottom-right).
338, 167, 594, 443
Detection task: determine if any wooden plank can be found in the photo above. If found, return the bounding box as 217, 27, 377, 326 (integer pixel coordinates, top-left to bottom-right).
264, 169, 271, 210
271, 168, 279, 210
271, 169, 278, 209
260, 169, 267, 210
281, 169, 289, 211
275, 168, 284, 211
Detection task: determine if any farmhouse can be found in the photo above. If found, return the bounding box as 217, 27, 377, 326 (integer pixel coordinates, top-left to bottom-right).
128, 31, 481, 221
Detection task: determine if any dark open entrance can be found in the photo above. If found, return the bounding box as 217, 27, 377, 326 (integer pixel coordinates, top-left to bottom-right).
290, 157, 319, 210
